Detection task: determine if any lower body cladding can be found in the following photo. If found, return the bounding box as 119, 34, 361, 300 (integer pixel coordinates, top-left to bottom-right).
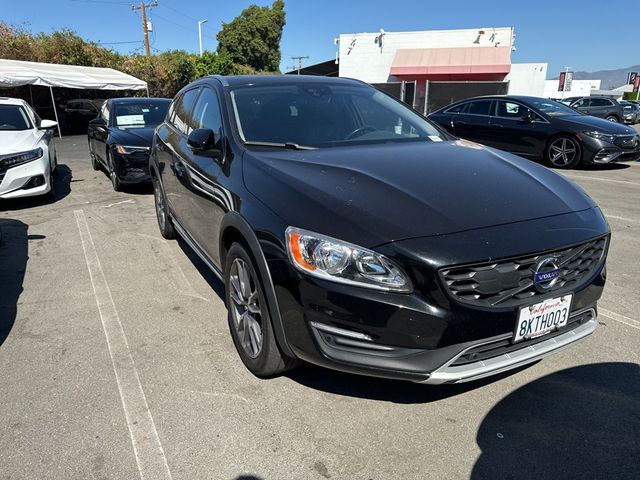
0, 154, 51, 199
267, 209, 610, 384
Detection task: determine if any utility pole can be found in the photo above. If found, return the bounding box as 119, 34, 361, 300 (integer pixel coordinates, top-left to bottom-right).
290, 56, 309, 75
198, 19, 208, 56
132, 1, 158, 57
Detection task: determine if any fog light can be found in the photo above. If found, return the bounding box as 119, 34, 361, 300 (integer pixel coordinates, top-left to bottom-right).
22, 175, 46, 189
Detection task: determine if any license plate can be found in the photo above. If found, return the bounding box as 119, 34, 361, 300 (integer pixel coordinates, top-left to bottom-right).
514, 295, 573, 343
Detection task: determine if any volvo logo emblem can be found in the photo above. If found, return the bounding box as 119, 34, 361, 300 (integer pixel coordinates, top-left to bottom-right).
533, 257, 561, 291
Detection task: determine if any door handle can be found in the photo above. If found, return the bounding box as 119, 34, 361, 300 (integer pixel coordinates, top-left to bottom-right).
454, 121, 467, 125
174, 160, 186, 178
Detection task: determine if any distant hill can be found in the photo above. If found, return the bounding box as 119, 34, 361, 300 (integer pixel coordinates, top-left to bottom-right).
552, 65, 640, 90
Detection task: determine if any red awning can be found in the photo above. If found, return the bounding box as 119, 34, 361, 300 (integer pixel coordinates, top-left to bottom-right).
390, 46, 511, 77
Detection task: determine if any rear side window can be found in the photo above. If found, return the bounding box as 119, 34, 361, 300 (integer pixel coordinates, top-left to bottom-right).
465, 100, 493, 116
591, 98, 613, 107
173, 88, 200, 135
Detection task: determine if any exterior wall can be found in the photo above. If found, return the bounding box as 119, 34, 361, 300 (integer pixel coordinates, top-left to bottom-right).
543, 79, 601, 99
338, 27, 514, 83
506, 63, 548, 96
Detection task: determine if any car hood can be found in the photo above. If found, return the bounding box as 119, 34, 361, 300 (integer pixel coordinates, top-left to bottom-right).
110, 127, 155, 146
0, 130, 42, 154
243, 140, 596, 247
554, 114, 636, 134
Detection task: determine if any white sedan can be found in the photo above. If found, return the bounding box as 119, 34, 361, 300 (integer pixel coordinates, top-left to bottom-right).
0, 97, 58, 200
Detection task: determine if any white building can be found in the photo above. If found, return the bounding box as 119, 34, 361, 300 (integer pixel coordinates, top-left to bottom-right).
336, 27, 548, 112
543, 79, 601, 99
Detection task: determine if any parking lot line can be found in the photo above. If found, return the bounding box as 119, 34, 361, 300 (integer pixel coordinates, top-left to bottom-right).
74, 210, 173, 480
599, 308, 640, 331
563, 174, 640, 187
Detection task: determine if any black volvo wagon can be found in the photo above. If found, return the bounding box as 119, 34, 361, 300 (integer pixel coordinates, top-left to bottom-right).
149, 75, 609, 384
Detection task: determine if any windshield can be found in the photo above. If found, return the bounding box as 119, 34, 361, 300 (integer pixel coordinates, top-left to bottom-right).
230, 83, 447, 147
527, 98, 580, 117
113, 101, 170, 129
0, 104, 33, 131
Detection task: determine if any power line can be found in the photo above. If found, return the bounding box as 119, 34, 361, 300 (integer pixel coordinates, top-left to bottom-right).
290, 55, 309, 74
131, 1, 158, 57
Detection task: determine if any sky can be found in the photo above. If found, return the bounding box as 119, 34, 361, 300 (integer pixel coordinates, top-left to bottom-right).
2, 0, 638, 77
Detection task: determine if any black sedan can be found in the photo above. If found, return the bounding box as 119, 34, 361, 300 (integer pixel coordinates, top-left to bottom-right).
87, 97, 170, 190
150, 75, 609, 384
428, 95, 640, 168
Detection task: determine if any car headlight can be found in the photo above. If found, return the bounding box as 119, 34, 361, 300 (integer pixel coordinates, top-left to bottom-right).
583, 131, 616, 144
0, 148, 43, 169
115, 145, 150, 155
285, 227, 413, 293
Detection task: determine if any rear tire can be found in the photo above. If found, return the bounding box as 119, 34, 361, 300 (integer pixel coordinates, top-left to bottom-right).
152, 175, 176, 239
545, 135, 582, 169
225, 242, 298, 378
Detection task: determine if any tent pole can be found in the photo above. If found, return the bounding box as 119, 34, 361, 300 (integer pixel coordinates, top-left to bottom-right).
49, 86, 62, 138
146, 86, 150, 97
29, 85, 34, 107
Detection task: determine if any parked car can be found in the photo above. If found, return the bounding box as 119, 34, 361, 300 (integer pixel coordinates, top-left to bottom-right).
568, 96, 624, 122
619, 101, 640, 124
0, 97, 58, 200
87, 97, 170, 191
59, 98, 102, 134
428, 95, 639, 168
150, 76, 610, 384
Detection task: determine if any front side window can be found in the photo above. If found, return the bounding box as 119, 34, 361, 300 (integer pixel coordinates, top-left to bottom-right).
173, 88, 200, 135
0, 105, 33, 131
113, 101, 170, 129
191, 88, 224, 149
230, 83, 447, 147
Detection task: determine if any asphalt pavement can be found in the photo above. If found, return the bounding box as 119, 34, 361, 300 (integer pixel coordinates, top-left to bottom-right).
0, 134, 638, 480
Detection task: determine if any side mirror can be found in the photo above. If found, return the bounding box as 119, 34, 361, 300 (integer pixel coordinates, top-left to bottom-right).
522, 111, 534, 123
40, 119, 58, 129
89, 117, 106, 126
187, 128, 220, 157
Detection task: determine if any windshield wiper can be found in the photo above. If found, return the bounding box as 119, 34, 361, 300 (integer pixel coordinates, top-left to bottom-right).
243, 141, 316, 150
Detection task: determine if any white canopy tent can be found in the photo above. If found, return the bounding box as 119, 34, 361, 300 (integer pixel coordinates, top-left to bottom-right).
0, 59, 148, 136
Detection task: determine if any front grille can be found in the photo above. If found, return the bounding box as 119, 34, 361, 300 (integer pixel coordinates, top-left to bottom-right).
614, 135, 639, 149
450, 308, 595, 366
439, 236, 607, 308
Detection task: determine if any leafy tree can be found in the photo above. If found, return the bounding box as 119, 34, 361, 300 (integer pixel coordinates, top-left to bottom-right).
194, 51, 234, 78
216, 0, 285, 72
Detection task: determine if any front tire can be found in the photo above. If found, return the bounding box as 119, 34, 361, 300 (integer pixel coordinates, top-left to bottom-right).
89, 142, 100, 171
225, 243, 297, 378
545, 135, 582, 169
606, 115, 619, 122
107, 149, 122, 191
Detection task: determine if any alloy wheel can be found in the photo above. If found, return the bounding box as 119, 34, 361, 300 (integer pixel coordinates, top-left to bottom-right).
229, 258, 263, 358
548, 137, 578, 167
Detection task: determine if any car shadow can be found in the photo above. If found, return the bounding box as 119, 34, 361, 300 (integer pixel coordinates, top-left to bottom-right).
0, 164, 72, 211
0, 219, 29, 346
176, 237, 225, 302
471, 362, 640, 480
120, 182, 154, 195
577, 162, 631, 171
285, 361, 536, 404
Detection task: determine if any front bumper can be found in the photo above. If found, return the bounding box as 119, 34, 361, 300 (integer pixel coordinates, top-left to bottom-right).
581, 133, 640, 164
112, 150, 151, 184
0, 152, 51, 199
268, 209, 609, 383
